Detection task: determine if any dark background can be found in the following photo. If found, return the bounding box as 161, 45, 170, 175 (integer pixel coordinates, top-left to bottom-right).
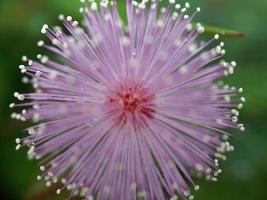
0, 0, 266, 199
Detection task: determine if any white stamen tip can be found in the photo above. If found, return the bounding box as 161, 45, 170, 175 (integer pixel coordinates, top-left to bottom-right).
37, 40, 44, 47
41, 24, 49, 34
58, 14, 64, 20
66, 16, 72, 21
91, 2, 98, 10
214, 34, 220, 40
15, 138, 21, 144
9, 103, 15, 108
194, 185, 200, 191
15, 144, 21, 150
40, 166, 45, 171
185, 2, 190, 8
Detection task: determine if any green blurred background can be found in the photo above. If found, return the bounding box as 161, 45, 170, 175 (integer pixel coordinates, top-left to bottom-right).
0, 0, 266, 199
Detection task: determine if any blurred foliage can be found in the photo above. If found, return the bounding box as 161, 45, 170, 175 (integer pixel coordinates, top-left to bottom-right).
0, 0, 267, 200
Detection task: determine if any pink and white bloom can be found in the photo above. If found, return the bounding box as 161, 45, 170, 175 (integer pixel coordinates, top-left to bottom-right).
12, 0, 245, 199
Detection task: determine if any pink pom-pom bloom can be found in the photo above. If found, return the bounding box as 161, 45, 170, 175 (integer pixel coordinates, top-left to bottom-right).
12, 0, 245, 199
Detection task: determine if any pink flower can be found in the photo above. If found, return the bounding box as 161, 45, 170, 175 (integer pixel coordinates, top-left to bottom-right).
12, 1, 245, 199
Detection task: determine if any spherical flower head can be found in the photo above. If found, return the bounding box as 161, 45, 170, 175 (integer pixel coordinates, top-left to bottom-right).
12, 1, 245, 200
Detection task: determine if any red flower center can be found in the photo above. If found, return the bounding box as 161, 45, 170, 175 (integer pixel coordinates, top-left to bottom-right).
107, 84, 156, 122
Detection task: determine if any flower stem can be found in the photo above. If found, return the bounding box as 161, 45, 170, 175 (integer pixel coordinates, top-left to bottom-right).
195, 23, 245, 37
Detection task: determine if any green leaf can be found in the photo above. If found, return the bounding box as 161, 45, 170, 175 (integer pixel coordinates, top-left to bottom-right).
194, 23, 245, 38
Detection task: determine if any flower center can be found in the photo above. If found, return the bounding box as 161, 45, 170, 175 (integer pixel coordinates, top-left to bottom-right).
106, 84, 155, 122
